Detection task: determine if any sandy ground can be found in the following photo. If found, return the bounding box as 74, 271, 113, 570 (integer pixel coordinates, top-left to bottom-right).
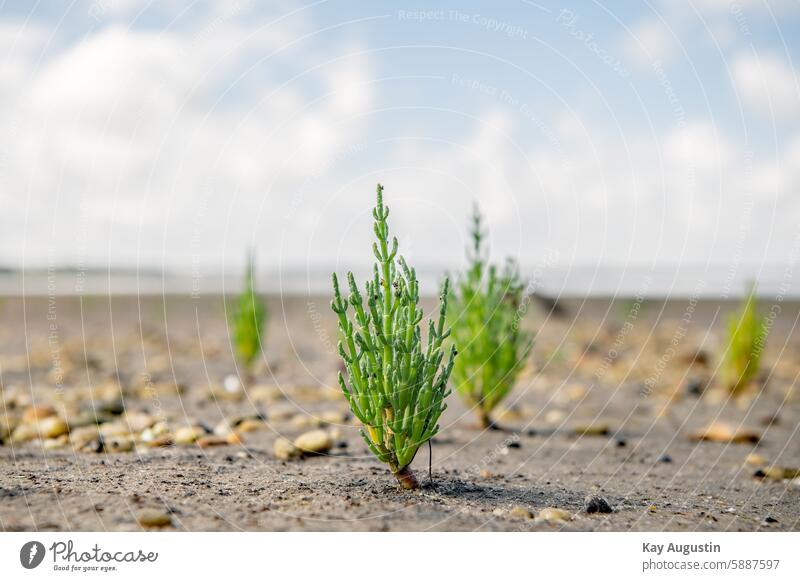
1, 294, 799, 531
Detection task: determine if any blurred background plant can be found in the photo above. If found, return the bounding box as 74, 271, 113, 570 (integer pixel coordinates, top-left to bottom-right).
447, 206, 533, 429
723, 284, 770, 395
229, 250, 267, 379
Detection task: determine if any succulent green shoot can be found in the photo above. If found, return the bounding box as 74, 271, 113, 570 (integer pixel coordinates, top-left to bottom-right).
332, 184, 455, 490
723, 284, 769, 394
230, 250, 267, 373
447, 205, 533, 429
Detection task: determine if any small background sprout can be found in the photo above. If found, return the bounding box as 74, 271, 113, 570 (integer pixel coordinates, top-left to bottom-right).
230, 250, 267, 377
447, 206, 533, 429
723, 284, 769, 395
332, 184, 456, 490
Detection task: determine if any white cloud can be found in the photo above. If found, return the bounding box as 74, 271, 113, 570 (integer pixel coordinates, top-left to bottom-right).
733, 53, 799, 119
623, 18, 677, 67
0, 15, 376, 270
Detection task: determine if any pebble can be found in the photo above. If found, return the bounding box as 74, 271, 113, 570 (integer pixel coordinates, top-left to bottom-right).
22, 405, 57, 423
545, 409, 565, 424
685, 377, 705, 396
145, 434, 174, 448
0, 415, 17, 440
294, 429, 332, 454
105, 436, 134, 452
689, 422, 760, 444
573, 422, 610, 437
13, 416, 69, 441
762, 515, 778, 524
509, 506, 533, 520
197, 436, 228, 448
479, 469, 493, 479
70, 426, 101, 449
320, 410, 349, 425
136, 508, 173, 528
249, 385, 284, 403
658, 454, 673, 463
290, 414, 319, 428
754, 466, 800, 480
537, 508, 573, 522
745, 453, 766, 467
174, 426, 205, 445
584, 495, 614, 514
42, 435, 69, 450
236, 418, 266, 433
274, 437, 300, 460
223, 375, 242, 394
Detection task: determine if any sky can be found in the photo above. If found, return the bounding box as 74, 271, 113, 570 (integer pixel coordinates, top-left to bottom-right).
0, 0, 799, 294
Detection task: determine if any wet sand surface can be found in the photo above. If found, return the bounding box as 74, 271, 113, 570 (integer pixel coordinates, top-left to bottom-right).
1, 294, 799, 531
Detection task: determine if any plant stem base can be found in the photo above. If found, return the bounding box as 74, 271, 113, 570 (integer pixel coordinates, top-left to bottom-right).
392, 466, 419, 490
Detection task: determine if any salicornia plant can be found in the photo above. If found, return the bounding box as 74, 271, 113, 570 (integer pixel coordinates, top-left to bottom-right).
331, 184, 455, 490
447, 206, 532, 429
723, 284, 769, 394
230, 251, 267, 374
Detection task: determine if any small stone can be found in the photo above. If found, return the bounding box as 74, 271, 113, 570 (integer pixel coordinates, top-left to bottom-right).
658, 454, 673, 463
537, 508, 573, 522
136, 508, 172, 528
294, 429, 332, 454
70, 425, 100, 447
140, 422, 169, 443
105, 436, 134, 452
320, 410, 349, 425
223, 374, 241, 394
274, 437, 300, 460
615, 438, 627, 447
236, 419, 266, 433
11, 416, 69, 442
99, 422, 131, 438
545, 409, 565, 424
762, 515, 778, 524
267, 403, 297, 422
685, 377, 705, 396
197, 436, 228, 448
120, 412, 155, 433
585, 495, 614, 514
565, 384, 586, 401
22, 405, 57, 424
509, 506, 533, 520
746, 453, 766, 467
290, 414, 319, 428
37, 417, 70, 439
42, 435, 69, 450
479, 469, 493, 479
225, 432, 243, 445
250, 385, 284, 403
146, 434, 174, 448
689, 422, 760, 444
573, 422, 610, 437
174, 426, 205, 445
11, 423, 38, 442
0, 415, 18, 441
754, 466, 800, 480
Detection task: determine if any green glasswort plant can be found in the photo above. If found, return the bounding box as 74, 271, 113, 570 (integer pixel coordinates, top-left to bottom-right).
723, 284, 769, 394
331, 184, 456, 490
447, 206, 533, 429
230, 251, 267, 374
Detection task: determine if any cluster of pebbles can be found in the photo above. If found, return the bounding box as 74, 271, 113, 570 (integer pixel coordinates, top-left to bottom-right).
0, 371, 350, 459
